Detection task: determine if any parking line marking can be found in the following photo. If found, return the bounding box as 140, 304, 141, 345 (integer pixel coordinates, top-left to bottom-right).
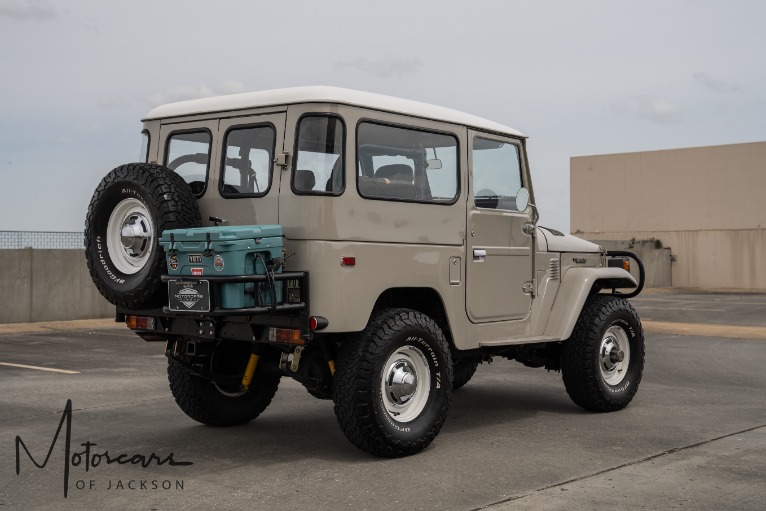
0, 362, 80, 374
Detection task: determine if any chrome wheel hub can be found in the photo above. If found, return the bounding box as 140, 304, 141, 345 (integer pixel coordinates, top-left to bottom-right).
381, 346, 431, 423
120, 214, 153, 258
386, 361, 418, 405
599, 326, 631, 386
106, 198, 155, 275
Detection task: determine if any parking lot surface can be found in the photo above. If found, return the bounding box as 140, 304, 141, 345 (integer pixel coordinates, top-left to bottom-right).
1, 291, 765, 510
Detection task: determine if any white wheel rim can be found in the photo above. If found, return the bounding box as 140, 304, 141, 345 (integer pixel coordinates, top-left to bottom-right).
106, 198, 154, 275
599, 325, 631, 386
381, 345, 431, 423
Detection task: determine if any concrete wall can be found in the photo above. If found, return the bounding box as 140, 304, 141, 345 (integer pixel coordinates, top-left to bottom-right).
571, 141, 766, 290
0, 249, 114, 324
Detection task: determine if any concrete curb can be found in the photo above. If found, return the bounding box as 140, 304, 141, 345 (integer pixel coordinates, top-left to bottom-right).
0, 318, 120, 335
643, 320, 766, 341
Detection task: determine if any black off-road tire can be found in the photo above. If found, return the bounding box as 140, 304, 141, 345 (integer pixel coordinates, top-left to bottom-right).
333, 308, 452, 457
561, 295, 645, 412
168, 358, 280, 427
85, 163, 201, 309
452, 356, 481, 391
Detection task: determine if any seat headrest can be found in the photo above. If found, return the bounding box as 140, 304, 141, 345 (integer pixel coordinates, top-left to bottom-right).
375, 164, 413, 182
295, 169, 316, 191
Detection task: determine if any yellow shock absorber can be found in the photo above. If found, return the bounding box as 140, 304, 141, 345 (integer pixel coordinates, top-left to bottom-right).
240, 353, 261, 390
328, 359, 336, 376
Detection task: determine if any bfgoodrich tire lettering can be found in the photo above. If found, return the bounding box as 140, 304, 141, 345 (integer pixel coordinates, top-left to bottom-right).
333, 308, 452, 457
561, 295, 645, 412
84, 163, 201, 308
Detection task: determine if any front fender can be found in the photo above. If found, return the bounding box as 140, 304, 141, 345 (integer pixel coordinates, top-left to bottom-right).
543, 267, 637, 341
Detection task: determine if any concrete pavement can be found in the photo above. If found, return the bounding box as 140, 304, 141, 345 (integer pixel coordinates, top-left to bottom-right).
0, 290, 764, 510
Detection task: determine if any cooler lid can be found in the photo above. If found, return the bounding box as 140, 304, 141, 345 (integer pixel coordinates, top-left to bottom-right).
160, 224, 282, 242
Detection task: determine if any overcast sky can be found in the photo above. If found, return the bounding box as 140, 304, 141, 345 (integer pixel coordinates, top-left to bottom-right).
1, 0, 764, 234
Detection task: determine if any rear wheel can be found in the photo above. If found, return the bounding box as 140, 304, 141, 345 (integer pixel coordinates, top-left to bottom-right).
561, 295, 644, 412
168, 340, 280, 426
333, 309, 452, 457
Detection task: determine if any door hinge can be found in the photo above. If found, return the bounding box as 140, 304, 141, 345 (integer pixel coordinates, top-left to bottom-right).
522, 280, 536, 296
274, 152, 290, 169
523, 223, 536, 236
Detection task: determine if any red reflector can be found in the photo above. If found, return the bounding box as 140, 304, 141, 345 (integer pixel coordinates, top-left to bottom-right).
341, 257, 356, 266
309, 316, 329, 331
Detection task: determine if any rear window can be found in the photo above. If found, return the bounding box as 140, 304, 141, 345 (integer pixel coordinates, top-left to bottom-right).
165, 130, 211, 196
139, 131, 149, 163
292, 115, 345, 195
220, 125, 276, 197
356, 122, 458, 204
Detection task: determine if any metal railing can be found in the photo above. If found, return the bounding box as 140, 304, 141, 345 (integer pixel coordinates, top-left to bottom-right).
0, 231, 85, 249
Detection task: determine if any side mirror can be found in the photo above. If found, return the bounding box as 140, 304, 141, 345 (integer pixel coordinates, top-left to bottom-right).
515, 187, 530, 212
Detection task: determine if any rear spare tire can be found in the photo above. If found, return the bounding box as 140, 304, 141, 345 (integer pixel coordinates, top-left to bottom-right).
85, 163, 201, 309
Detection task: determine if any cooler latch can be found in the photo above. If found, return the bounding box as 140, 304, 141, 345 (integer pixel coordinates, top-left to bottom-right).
203, 232, 213, 257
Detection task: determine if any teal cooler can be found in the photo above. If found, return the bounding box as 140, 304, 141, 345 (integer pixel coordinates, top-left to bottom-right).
159, 225, 283, 309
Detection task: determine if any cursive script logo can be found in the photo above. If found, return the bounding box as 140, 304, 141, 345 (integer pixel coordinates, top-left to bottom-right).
15, 400, 192, 498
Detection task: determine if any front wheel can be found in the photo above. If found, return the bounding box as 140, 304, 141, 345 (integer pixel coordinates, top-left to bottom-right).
333, 309, 452, 457
561, 295, 645, 412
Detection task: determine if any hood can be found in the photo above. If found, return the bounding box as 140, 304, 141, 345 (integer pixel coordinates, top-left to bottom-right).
537, 227, 602, 253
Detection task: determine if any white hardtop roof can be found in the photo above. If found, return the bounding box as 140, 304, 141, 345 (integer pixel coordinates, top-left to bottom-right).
143, 86, 525, 137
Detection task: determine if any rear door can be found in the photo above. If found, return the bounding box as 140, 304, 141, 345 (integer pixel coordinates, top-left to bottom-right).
215, 113, 286, 226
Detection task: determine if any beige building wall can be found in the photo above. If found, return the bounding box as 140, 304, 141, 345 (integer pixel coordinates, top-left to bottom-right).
571, 141, 766, 289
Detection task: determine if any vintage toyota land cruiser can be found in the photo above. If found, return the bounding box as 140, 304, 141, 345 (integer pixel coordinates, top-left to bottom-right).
85, 86, 645, 457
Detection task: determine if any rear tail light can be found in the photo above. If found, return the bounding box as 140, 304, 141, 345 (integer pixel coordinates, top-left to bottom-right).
268, 328, 305, 345
126, 315, 156, 330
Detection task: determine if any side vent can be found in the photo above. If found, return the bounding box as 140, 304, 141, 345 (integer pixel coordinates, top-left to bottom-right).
549, 258, 560, 280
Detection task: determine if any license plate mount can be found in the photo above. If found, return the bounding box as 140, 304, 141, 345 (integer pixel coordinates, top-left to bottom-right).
168, 280, 211, 312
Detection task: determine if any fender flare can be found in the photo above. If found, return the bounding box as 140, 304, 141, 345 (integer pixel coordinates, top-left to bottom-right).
543, 267, 637, 341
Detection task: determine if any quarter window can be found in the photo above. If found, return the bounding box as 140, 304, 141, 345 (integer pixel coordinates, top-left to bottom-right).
220, 125, 276, 197
165, 131, 211, 196
139, 131, 150, 163
293, 116, 344, 194
472, 137, 524, 211
357, 122, 458, 203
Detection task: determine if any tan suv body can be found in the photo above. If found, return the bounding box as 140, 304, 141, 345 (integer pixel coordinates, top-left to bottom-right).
86, 87, 645, 456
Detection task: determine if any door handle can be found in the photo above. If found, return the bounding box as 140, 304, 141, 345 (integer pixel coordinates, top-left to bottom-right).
473, 249, 486, 262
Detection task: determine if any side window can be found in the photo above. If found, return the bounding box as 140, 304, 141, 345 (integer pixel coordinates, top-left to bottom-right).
139, 131, 150, 163
293, 116, 344, 195
472, 137, 524, 211
165, 131, 211, 196
220, 125, 275, 197
357, 122, 458, 203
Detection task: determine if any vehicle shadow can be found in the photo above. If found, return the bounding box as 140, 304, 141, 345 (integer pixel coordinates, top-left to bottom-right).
139, 378, 585, 466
